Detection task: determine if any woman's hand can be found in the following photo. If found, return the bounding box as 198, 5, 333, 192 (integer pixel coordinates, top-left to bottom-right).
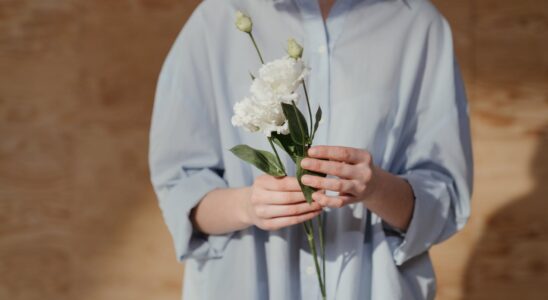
300, 145, 379, 208
243, 175, 323, 231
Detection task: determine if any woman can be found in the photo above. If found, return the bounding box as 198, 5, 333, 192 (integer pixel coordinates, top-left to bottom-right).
148, 0, 473, 299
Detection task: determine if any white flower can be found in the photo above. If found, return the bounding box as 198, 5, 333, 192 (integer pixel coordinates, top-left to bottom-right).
231, 96, 289, 137
257, 56, 307, 98
235, 11, 252, 33
231, 56, 308, 137
231, 97, 259, 133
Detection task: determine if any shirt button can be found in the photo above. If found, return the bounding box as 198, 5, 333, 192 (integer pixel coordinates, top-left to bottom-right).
306, 266, 315, 275
317, 45, 327, 54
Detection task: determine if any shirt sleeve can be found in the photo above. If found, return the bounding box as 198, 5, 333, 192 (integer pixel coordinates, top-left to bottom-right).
148, 7, 232, 262
387, 13, 474, 266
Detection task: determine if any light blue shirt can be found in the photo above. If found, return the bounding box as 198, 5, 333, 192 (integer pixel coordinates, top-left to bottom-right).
148, 0, 473, 299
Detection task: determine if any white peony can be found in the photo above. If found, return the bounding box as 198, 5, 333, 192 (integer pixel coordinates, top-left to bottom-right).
231, 56, 307, 137
231, 95, 289, 137
257, 56, 307, 99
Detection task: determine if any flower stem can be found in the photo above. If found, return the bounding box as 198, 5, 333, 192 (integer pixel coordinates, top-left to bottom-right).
268, 137, 286, 176
248, 32, 264, 65
303, 220, 326, 299
302, 81, 313, 140
291, 100, 307, 155
318, 213, 326, 289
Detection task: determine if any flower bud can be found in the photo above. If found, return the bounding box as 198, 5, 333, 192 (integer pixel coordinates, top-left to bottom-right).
287, 38, 303, 59
235, 11, 252, 33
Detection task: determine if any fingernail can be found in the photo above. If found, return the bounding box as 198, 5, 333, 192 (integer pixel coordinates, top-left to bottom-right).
300, 158, 310, 167
301, 175, 310, 183
308, 147, 317, 155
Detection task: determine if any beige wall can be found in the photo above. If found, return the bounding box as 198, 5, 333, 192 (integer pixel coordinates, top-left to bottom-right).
0, 1, 546, 299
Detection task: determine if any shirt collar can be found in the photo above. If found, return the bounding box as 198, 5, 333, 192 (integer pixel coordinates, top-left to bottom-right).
295, 0, 413, 9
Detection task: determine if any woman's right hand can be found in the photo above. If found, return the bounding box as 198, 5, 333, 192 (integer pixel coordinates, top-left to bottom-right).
242, 174, 323, 231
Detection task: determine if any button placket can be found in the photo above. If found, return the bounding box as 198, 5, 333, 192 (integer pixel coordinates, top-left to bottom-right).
294, 1, 358, 299
317, 45, 327, 54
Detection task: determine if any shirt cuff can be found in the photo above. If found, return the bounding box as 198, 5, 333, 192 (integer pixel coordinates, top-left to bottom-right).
387, 170, 459, 266
158, 168, 232, 262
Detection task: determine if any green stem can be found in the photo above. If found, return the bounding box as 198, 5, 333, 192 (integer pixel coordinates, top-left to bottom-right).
302, 82, 313, 140
291, 100, 307, 154
318, 213, 326, 290
268, 137, 286, 176
303, 220, 326, 298
248, 32, 264, 64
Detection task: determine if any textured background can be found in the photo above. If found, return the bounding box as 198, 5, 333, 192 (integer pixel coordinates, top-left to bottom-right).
0, 0, 546, 299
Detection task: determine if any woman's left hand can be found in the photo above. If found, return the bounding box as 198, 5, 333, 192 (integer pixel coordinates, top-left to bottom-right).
300, 145, 379, 208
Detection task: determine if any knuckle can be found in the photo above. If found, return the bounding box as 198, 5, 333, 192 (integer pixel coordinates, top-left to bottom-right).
269, 221, 282, 231
333, 198, 344, 208
250, 194, 260, 205
355, 183, 366, 195
314, 160, 323, 169
258, 220, 268, 230
287, 205, 299, 215
356, 169, 367, 182
342, 149, 352, 161
255, 206, 266, 218
364, 168, 372, 181
263, 220, 277, 231
295, 192, 306, 202
314, 147, 324, 156
342, 180, 351, 192
334, 180, 343, 191
278, 179, 289, 191
356, 182, 366, 194
256, 174, 267, 184
306, 159, 318, 170
363, 151, 372, 164
318, 194, 327, 206
287, 192, 298, 203
290, 178, 300, 190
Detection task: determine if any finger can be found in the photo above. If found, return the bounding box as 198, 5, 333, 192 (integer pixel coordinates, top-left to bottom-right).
255, 201, 322, 219
255, 191, 306, 205
262, 176, 302, 192
301, 175, 355, 194
312, 191, 354, 208
300, 158, 356, 179
308, 145, 369, 164
262, 209, 322, 231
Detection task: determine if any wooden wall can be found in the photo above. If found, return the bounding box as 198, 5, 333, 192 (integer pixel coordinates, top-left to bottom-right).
0, 0, 546, 299
431, 0, 548, 299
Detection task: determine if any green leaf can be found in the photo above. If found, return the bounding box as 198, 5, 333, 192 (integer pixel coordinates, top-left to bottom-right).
296, 156, 320, 204
230, 144, 285, 177
312, 106, 322, 141
281, 102, 309, 145
270, 132, 303, 162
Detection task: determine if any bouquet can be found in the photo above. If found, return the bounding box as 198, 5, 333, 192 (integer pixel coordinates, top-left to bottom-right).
230, 11, 327, 299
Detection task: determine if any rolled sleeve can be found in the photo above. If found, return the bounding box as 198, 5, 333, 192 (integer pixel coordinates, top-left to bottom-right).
390, 170, 464, 266
158, 168, 230, 261
385, 13, 473, 266
149, 5, 232, 262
